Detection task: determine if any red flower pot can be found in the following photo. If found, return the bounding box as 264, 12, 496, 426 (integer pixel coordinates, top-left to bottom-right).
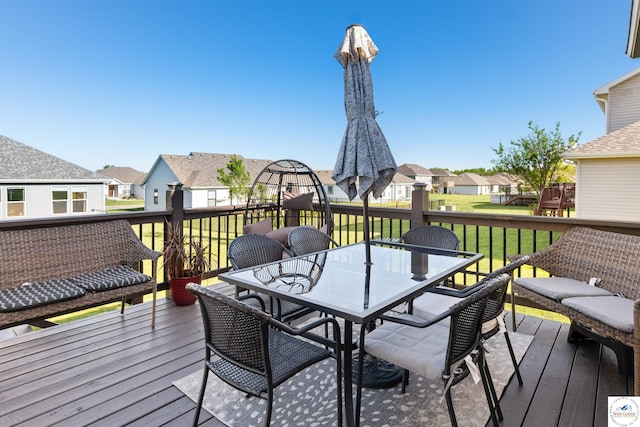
169, 275, 201, 306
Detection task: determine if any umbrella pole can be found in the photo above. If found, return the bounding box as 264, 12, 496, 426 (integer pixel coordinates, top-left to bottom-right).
363, 196, 372, 266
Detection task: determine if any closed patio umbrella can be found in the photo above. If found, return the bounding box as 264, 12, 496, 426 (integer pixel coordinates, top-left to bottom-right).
333, 24, 401, 389
332, 24, 397, 266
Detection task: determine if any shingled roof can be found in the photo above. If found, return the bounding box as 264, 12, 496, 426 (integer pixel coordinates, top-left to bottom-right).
397, 163, 433, 176
97, 166, 146, 185
563, 120, 640, 159
0, 135, 107, 182
157, 153, 273, 188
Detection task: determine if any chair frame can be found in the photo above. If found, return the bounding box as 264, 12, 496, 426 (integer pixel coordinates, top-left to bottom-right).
357, 274, 511, 427
228, 233, 313, 323
187, 283, 343, 427
288, 226, 340, 256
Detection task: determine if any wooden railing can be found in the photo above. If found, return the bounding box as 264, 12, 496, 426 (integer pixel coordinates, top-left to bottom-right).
2, 183, 639, 320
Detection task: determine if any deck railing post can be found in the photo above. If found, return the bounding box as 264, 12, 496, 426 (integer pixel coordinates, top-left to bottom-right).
411, 182, 429, 228
167, 182, 185, 226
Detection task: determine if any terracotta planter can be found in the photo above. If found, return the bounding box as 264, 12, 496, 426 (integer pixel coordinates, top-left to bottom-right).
169, 275, 201, 306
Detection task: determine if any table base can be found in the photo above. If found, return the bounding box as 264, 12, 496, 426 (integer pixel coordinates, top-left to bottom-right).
352, 354, 403, 389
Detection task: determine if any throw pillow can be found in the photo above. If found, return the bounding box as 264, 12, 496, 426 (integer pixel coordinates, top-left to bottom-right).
242, 218, 273, 235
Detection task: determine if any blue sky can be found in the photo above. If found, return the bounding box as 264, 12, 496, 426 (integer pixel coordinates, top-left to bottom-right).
1, 1, 638, 174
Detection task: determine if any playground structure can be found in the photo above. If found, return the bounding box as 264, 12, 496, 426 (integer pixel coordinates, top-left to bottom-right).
533, 183, 575, 217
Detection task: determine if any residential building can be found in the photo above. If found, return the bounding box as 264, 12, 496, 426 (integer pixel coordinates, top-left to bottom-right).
0, 135, 107, 219
563, 120, 640, 222
593, 67, 640, 134
396, 164, 434, 192
315, 169, 415, 203
429, 168, 457, 194
142, 153, 271, 211
98, 166, 146, 200
452, 173, 491, 195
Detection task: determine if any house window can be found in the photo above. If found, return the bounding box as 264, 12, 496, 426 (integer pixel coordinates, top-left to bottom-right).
52, 188, 69, 214
153, 189, 159, 205
7, 188, 25, 217
327, 186, 334, 195
207, 190, 217, 207
72, 187, 87, 213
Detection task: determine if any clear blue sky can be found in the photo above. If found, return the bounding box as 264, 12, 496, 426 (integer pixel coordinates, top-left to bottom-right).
1, 1, 637, 174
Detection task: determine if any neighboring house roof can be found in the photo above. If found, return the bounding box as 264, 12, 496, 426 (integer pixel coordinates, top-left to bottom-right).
429, 168, 457, 177
144, 153, 272, 188
391, 173, 415, 184
0, 135, 107, 183
593, 67, 640, 113
563, 120, 640, 159
314, 170, 335, 185
97, 166, 146, 185
397, 164, 433, 177
453, 173, 490, 186
485, 174, 513, 186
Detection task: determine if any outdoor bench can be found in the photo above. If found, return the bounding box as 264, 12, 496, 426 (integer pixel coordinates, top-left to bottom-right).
0, 219, 160, 330
509, 226, 640, 392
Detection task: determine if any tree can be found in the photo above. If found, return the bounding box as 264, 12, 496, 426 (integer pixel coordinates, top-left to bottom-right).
491, 121, 580, 193
217, 155, 251, 204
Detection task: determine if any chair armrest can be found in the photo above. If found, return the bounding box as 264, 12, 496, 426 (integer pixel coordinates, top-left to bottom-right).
379, 310, 452, 329
271, 316, 342, 351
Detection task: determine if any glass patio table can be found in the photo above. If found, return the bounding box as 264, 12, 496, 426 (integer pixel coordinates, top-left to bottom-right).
219, 240, 483, 427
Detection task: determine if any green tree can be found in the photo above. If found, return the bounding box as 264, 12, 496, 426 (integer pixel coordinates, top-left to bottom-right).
491, 121, 580, 193
217, 155, 251, 204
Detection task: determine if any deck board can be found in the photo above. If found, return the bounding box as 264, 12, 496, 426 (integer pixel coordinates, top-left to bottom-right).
0, 293, 633, 427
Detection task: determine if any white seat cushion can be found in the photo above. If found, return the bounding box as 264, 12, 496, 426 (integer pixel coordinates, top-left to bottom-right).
412, 292, 501, 334
515, 277, 612, 301
561, 296, 634, 333
364, 317, 449, 379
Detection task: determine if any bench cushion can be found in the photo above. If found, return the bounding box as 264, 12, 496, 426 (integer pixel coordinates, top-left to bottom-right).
71, 265, 152, 292
0, 280, 86, 312
561, 296, 634, 333
515, 277, 613, 301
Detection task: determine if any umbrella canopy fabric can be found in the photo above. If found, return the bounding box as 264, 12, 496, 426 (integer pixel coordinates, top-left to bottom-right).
332, 24, 397, 201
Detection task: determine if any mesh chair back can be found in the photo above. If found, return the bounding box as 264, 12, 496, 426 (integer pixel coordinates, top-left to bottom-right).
228, 234, 286, 270
189, 284, 271, 374
446, 274, 510, 365
401, 225, 460, 250
288, 227, 336, 256
481, 255, 531, 323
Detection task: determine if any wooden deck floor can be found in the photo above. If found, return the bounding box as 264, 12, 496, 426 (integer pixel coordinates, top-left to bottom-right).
0, 291, 632, 427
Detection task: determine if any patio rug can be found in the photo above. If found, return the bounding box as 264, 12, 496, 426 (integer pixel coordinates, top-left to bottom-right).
174, 327, 532, 427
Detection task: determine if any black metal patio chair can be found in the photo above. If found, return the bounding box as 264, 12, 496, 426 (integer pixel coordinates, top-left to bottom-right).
411, 255, 531, 386
288, 226, 339, 256
400, 225, 460, 251
187, 283, 343, 427
227, 233, 314, 323
359, 273, 512, 427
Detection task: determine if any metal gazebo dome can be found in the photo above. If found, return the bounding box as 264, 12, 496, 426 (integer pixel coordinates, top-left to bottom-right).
244, 159, 332, 233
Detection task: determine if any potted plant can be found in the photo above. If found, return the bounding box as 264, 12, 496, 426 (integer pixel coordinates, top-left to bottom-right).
163, 221, 211, 305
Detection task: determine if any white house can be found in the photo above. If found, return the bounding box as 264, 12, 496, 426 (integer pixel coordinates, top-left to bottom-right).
452, 173, 491, 195
315, 169, 415, 203
97, 166, 146, 200
397, 164, 434, 192
593, 68, 640, 134
0, 135, 108, 220
142, 152, 272, 211
563, 120, 640, 222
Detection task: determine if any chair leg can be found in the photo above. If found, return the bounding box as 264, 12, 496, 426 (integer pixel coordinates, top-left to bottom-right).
401, 369, 409, 393
193, 368, 209, 427
482, 358, 503, 421
120, 296, 126, 314
444, 387, 458, 427
478, 353, 500, 427
264, 387, 273, 427
504, 331, 523, 385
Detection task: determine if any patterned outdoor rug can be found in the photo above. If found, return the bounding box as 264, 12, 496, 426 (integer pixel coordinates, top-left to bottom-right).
174, 328, 532, 427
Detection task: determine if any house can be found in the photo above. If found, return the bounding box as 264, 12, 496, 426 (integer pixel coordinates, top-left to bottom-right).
486, 173, 518, 195
315, 169, 415, 203
0, 135, 108, 219
142, 153, 272, 211
97, 166, 146, 200
397, 164, 434, 192
593, 67, 640, 134
429, 168, 456, 194
452, 173, 491, 195
563, 120, 640, 222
